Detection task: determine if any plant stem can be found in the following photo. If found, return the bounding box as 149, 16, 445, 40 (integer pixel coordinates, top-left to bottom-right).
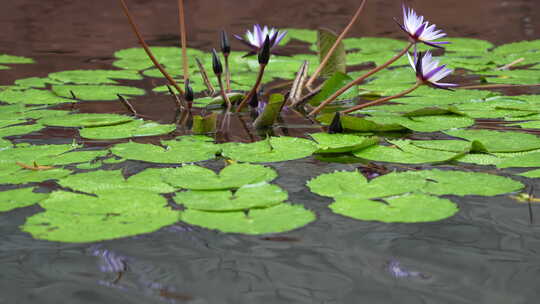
341, 81, 422, 114
308, 41, 414, 117
236, 64, 267, 112
178, 0, 189, 82
195, 57, 216, 96
217, 74, 232, 111
224, 54, 231, 92
118, 0, 185, 97
304, 0, 368, 89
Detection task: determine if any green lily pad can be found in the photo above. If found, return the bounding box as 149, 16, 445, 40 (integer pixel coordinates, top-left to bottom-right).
444, 38, 494, 53
39, 113, 134, 127
113, 47, 204, 71
366, 114, 475, 133
58, 169, 175, 194
0, 123, 44, 137
22, 207, 179, 243
14, 77, 62, 89
329, 193, 458, 223
280, 28, 318, 45
48, 70, 143, 84
0, 54, 34, 64
181, 203, 315, 235
80, 120, 176, 140
309, 72, 358, 105
0, 88, 72, 105
174, 183, 287, 211
317, 114, 406, 132
343, 37, 408, 53
409, 140, 471, 152
0, 144, 77, 165
445, 129, 540, 152
317, 28, 346, 77
221, 136, 318, 163
52, 85, 145, 101
111, 136, 219, 164
162, 163, 277, 190
353, 140, 462, 164
0, 164, 72, 185
518, 169, 540, 178
0, 188, 48, 212
310, 133, 379, 154
497, 152, 540, 168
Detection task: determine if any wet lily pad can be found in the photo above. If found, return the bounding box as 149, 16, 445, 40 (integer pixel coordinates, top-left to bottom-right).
52, 85, 145, 101
80, 120, 176, 140
48, 70, 143, 84
162, 163, 277, 190
39, 113, 134, 127
174, 183, 287, 211
111, 136, 219, 164
0, 188, 48, 212
310, 133, 379, 154
0, 88, 72, 105
181, 203, 315, 235
58, 169, 175, 194
329, 193, 458, 223
445, 129, 540, 152
221, 137, 318, 163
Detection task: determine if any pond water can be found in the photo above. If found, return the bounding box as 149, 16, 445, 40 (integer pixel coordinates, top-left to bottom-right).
1, 0, 540, 303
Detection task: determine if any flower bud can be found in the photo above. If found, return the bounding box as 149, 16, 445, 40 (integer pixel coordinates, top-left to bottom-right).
258, 35, 271, 65
212, 48, 223, 75
184, 79, 194, 102
220, 30, 231, 55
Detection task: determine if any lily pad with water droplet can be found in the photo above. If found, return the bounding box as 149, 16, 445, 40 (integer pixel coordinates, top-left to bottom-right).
0, 188, 48, 212
111, 137, 220, 164
445, 129, 540, 153
162, 163, 277, 190
174, 183, 287, 211
48, 70, 143, 85
39, 113, 135, 128
310, 132, 379, 154
0, 88, 72, 105
52, 85, 145, 101
329, 193, 458, 223
221, 136, 318, 163
80, 120, 176, 140
181, 203, 315, 235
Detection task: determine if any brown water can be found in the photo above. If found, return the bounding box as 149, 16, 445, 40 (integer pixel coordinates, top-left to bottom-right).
2, 1, 540, 303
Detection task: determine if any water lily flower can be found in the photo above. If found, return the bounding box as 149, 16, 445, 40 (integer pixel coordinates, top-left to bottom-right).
234, 24, 287, 55
397, 5, 449, 48
408, 51, 456, 89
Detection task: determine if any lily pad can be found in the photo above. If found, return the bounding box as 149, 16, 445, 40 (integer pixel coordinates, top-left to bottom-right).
353, 140, 462, 164
329, 193, 458, 223
0, 123, 44, 137
52, 85, 145, 101
15, 77, 61, 89
0, 54, 34, 64
48, 70, 143, 85
0, 163, 72, 185
0, 188, 48, 212
310, 133, 379, 154
445, 129, 540, 152
80, 120, 176, 140
221, 136, 318, 163
174, 183, 287, 211
39, 113, 134, 127
0, 88, 72, 105
309, 72, 358, 105
111, 136, 219, 164
162, 163, 277, 190
181, 203, 315, 235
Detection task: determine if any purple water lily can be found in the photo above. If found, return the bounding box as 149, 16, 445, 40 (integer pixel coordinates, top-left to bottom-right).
408, 51, 457, 90
234, 24, 287, 55
397, 5, 449, 48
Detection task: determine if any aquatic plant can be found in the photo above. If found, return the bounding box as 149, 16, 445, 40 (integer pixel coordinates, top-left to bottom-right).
233, 24, 287, 56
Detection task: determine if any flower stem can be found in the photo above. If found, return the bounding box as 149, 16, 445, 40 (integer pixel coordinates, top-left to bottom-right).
236, 64, 267, 112
341, 81, 422, 114
304, 0, 368, 90
224, 54, 231, 92
308, 41, 414, 117
118, 0, 185, 97
178, 0, 189, 82
216, 74, 232, 111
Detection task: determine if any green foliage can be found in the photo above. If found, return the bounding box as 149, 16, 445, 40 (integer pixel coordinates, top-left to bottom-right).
48, 70, 143, 84
39, 113, 134, 127
317, 28, 346, 77
52, 85, 145, 101
221, 136, 318, 163
310, 133, 379, 154
0, 188, 48, 212
445, 129, 540, 152
0, 54, 34, 64
80, 120, 176, 139
0, 88, 72, 105
309, 72, 358, 105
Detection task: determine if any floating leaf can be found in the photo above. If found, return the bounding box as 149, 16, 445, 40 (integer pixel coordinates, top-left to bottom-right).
317, 28, 346, 77
58, 169, 175, 194
280, 28, 318, 45
329, 193, 458, 223
52, 85, 145, 101
310, 133, 378, 154
367, 114, 475, 132
309, 72, 358, 105
0, 54, 34, 64
0, 88, 72, 105
221, 136, 317, 163
497, 152, 540, 169
0, 163, 72, 185
111, 137, 219, 164
518, 169, 540, 178
343, 37, 408, 53
174, 183, 287, 211
181, 203, 315, 235
0, 123, 43, 137
40, 113, 134, 127
444, 38, 494, 53
48, 70, 143, 84
0, 144, 76, 165
14, 77, 61, 89
162, 163, 277, 190
317, 113, 406, 132
0, 188, 48, 212
113, 47, 204, 71
353, 140, 462, 164
80, 120, 176, 140
445, 129, 540, 152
